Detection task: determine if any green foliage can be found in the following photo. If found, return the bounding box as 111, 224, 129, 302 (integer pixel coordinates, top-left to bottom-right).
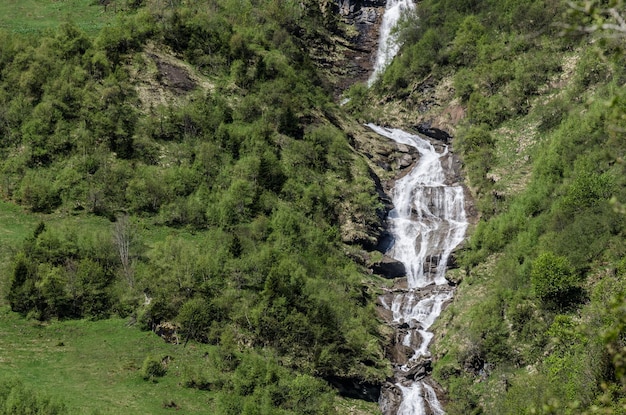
186, 348, 335, 415
0, 1, 391, 413
0, 379, 66, 415
418, 1, 626, 412
457, 124, 495, 207
531, 252, 579, 308
7, 222, 120, 320
449, 15, 486, 67
141, 355, 168, 380
177, 297, 213, 344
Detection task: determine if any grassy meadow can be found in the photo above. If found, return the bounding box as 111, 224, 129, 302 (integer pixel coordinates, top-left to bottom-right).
0, 196, 236, 413
0, 0, 114, 34
0, 309, 213, 414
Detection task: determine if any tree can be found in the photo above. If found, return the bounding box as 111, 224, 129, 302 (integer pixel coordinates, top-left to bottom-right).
531, 252, 580, 308
113, 214, 134, 287
177, 297, 213, 345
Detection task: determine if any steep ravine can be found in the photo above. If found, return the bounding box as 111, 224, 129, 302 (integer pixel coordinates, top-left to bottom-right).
368, 125, 468, 415
335, 2, 473, 414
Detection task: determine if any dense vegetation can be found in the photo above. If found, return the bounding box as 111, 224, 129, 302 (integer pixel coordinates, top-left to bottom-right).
4, 0, 625, 413
358, 0, 626, 413
0, 1, 388, 413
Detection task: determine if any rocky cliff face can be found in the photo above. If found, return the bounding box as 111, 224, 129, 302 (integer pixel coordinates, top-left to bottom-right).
337, 0, 387, 20
309, 0, 387, 92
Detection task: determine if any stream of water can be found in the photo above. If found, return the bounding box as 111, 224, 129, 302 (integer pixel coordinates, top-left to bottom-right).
365, 2, 469, 413
368, 125, 467, 415
368, 0, 415, 85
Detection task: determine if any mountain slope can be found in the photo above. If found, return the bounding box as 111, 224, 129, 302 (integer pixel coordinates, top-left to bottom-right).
0, 1, 394, 413
354, 0, 626, 413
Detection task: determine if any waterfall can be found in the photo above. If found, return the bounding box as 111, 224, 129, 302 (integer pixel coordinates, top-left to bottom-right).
368, 0, 415, 86
368, 125, 468, 415
359, 1, 467, 413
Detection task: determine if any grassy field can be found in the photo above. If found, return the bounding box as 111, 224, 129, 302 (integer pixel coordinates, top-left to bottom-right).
0, 0, 115, 34
0, 308, 214, 414
0, 307, 383, 414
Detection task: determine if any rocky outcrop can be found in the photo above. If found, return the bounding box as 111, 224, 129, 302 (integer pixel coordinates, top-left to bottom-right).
379, 378, 447, 415
415, 122, 453, 144
331, 1, 388, 90
325, 376, 382, 402
154, 321, 180, 344
371, 254, 406, 278
337, 0, 387, 20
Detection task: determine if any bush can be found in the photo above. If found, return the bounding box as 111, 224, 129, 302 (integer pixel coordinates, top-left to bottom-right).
531, 252, 579, 308
141, 355, 167, 381
16, 170, 61, 213
0, 379, 66, 414
177, 297, 213, 344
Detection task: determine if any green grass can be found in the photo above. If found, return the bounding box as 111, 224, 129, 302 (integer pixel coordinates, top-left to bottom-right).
0, 0, 115, 34
0, 308, 213, 414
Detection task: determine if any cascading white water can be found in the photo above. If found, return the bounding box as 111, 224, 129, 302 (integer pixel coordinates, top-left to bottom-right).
368, 0, 415, 86
368, 125, 468, 415
362, 2, 468, 413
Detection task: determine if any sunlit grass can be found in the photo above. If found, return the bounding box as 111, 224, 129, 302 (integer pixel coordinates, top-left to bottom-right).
0, 0, 115, 34
0, 308, 214, 414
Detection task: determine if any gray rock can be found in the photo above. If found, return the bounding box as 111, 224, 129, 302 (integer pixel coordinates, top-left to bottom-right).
396, 143, 410, 153
371, 255, 405, 278
398, 154, 413, 168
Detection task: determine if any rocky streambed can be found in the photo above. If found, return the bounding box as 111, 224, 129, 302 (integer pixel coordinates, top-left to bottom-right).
366, 125, 468, 415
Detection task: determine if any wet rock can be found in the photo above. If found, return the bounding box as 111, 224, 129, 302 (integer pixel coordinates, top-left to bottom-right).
389, 344, 414, 366
371, 255, 406, 278
447, 250, 459, 269
376, 231, 394, 252
404, 358, 432, 381
330, 0, 388, 93
415, 123, 453, 144
325, 376, 381, 402
407, 319, 422, 330
405, 364, 427, 381
337, 0, 387, 19
379, 382, 403, 415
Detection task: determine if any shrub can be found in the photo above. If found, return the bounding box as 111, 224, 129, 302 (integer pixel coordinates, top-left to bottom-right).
177, 297, 213, 344
141, 355, 167, 381
531, 252, 579, 308
0, 379, 66, 414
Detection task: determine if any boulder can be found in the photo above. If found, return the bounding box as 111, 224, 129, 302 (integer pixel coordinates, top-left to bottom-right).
379, 382, 403, 415
371, 255, 406, 278
154, 321, 180, 344
398, 153, 414, 169
415, 122, 453, 143
325, 376, 381, 402
404, 358, 432, 381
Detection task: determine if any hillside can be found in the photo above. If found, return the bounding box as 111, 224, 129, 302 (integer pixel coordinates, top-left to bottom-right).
353, 0, 626, 413
1, 0, 626, 414
0, 1, 391, 414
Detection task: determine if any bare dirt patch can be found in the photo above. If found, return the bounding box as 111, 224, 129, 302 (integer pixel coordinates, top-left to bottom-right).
132, 44, 213, 111
149, 54, 197, 95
